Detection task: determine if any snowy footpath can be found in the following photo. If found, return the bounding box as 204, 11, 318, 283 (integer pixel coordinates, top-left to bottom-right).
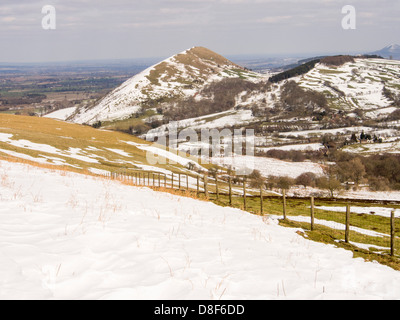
1, 160, 400, 300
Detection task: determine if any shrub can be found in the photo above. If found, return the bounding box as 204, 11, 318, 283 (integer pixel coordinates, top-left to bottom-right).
296, 172, 317, 188
92, 121, 102, 129
248, 170, 265, 188
320, 55, 355, 66
277, 177, 295, 191
269, 59, 320, 83
368, 176, 391, 192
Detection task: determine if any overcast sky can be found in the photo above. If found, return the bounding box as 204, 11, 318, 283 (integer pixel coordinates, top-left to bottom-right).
0, 0, 399, 62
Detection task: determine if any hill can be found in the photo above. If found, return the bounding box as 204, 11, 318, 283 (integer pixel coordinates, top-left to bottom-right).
293, 57, 400, 112
41, 50, 400, 183
68, 48, 400, 139
370, 44, 400, 60
70, 47, 262, 126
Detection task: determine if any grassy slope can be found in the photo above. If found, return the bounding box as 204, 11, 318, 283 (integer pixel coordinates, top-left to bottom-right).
0, 114, 209, 176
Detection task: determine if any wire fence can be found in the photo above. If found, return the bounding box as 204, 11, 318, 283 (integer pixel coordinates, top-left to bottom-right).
105, 169, 400, 259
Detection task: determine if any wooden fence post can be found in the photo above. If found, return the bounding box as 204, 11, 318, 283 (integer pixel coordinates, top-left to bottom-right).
204, 175, 209, 198
171, 173, 174, 189
215, 175, 219, 200
345, 204, 351, 243
282, 190, 287, 220
260, 186, 263, 216
178, 173, 181, 190
243, 177, 247, 211
391, 210, 396, 257
310, 197, 315, 231
197, 176, 200, 196
229, 176, 232, 206
186, 175, 189, 191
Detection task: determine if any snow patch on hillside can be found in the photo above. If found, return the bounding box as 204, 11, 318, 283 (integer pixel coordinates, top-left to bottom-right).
212, 155, 324, 179
294, 58, 400, 113
44, 107, 77, 121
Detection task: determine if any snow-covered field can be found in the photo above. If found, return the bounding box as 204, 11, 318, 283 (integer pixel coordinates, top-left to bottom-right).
212, 155, 324, 178
1, 160, 400, 300
343, 140, 400, 154
289, 185, 400, 202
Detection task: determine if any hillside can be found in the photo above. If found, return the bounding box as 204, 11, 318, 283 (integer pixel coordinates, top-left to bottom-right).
237, 56, 400, 118
41, 50, 400, 192
2, 159, 400, 299
67, 49, 400, 138
0, 114, 209, 178
288, 58, 400, 116
140, 55, 400, 154
70, 47, 262, 126
370, 44, 400, 60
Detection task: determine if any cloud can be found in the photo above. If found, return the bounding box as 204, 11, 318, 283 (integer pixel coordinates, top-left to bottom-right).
0, 0, 399, 62
257, 15, 292, 24
1, 16, 17, 23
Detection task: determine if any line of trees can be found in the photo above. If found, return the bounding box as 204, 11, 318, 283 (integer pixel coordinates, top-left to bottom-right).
269, 59, 321, 83
255, 148, 400, 194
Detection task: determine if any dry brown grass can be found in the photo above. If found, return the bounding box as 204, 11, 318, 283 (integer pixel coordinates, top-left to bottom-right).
0, 153, 97, 177
0, 114, 208, 175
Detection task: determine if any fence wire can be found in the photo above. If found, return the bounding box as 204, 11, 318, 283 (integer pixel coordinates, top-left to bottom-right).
107, 170, 400, 259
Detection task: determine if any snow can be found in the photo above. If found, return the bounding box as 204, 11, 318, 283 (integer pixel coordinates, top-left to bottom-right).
133, 143, 204, 170
344, 141, 400, 154
104, 148, 131, 158
0, 134, 59, 154
278, 126, 372, 138
70, 47, 264, 125
257, 143, 324, 152
0, 134, 99, 164
44, 107, 77, 121
144, 109, 255, 141
287, 185, 400, 202
316, 206, 400, 219
193, 110, 254, 130
1, 160, 400, 300
0, 148, 50, 164
212, 155, 324, 178
293, 58, 400, 114
280, 215, 387, 239
365, 107, 398, 119
0, 161, 400, 300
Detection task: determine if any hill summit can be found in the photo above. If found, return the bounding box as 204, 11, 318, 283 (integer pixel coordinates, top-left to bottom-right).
70, 47, 260, 125
370, 44, 400, 59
